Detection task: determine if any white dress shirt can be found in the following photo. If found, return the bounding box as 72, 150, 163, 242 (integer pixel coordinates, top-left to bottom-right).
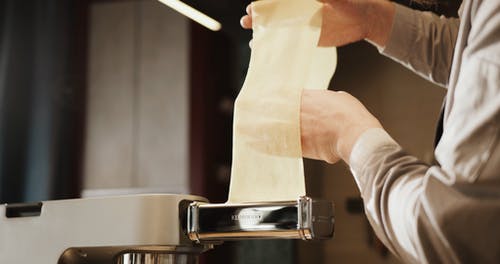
349, 1, 500, 263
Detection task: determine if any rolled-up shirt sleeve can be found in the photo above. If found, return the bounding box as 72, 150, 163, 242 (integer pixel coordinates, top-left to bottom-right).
379, 4, 459, 87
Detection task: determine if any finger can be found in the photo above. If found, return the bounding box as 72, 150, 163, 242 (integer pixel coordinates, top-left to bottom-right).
240, 15, 253, 29
246, 4, 252, 15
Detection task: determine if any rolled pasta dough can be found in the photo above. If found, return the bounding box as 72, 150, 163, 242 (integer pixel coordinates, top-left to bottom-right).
228, 0, 337, 203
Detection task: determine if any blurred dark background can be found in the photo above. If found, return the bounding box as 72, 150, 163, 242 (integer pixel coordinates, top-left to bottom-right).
0, 0, 460, 263
0, 0, 88, 203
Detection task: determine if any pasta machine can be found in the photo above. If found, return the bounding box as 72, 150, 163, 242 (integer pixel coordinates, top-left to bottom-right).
0, 194, 334, 263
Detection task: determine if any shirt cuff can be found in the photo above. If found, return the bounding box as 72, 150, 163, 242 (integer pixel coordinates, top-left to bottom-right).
378, 3, 418, 60
349, 128, 399, 192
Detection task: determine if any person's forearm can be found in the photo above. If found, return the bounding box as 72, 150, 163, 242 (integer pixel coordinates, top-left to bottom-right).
349, 129, 432, 262
365, 0, 396, 47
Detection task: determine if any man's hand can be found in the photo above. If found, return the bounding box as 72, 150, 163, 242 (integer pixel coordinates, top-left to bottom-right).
241, 0, 395, 47
234, 90, 382, 164
318, 0, 394, 47
300, 90, 382, 164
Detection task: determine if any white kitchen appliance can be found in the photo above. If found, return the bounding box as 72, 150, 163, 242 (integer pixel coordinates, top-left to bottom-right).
0, 194, 334, 263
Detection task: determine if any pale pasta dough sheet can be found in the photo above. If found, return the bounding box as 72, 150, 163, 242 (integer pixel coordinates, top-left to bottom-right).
227, 0, 337, 203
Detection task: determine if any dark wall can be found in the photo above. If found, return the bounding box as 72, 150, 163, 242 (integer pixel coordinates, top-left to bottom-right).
0, 0, 88, 203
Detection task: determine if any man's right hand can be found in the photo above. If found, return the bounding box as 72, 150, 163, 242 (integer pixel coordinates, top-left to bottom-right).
240, 0, 395, 48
